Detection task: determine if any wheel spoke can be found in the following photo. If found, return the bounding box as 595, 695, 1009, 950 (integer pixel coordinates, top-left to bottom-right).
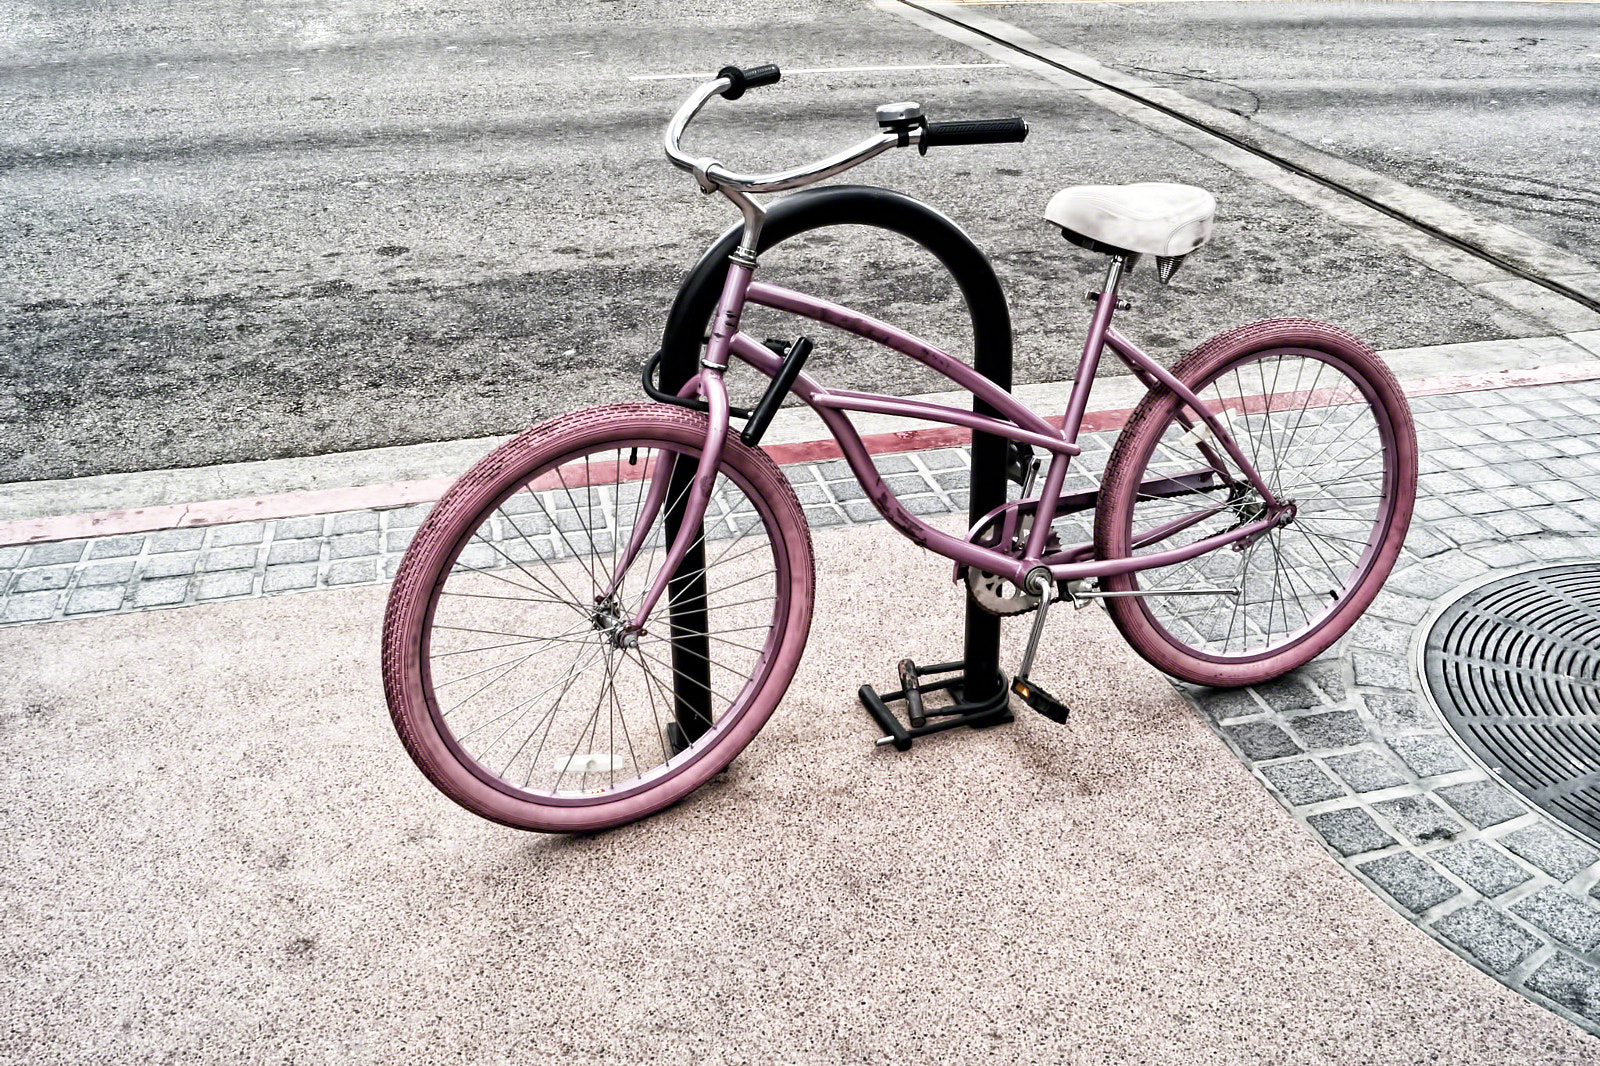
383, 417, 806, 828
1102, 343, 1411, 677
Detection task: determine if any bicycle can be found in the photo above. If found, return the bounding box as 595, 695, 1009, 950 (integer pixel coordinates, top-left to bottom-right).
381, 64, 1418, 832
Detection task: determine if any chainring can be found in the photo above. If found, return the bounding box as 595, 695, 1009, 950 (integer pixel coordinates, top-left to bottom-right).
963, 512, 1062, 616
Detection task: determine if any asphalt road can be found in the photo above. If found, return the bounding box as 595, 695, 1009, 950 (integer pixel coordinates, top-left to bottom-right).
1, 0, 1593, 482
987, 0, 1600, 257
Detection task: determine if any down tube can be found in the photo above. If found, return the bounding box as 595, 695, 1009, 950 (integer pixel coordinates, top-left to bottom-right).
728, 332, 1036, 587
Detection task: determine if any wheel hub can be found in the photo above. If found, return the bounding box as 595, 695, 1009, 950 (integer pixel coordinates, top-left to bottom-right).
590, 599, 639, 648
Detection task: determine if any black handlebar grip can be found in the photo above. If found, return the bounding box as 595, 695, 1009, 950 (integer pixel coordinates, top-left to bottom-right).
717, 64, 782, 100
918, 117, 1029, 154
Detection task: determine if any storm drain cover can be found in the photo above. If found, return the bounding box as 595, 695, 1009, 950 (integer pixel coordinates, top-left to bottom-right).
1425, 564, 1600, 847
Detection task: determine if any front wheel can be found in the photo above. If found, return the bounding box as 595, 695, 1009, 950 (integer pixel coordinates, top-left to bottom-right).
382, 403, 815, 832
1094, 320, 1417, 687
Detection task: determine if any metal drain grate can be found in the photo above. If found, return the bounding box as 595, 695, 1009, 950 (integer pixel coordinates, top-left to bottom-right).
1425, 564, 1600, 846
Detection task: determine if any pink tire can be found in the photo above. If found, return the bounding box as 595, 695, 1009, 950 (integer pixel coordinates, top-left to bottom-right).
1094, 320, 1417, 687
382, 403, 814, 832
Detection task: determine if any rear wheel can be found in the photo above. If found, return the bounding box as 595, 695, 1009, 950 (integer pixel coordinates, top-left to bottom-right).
382, 404, 814, 832
1094, 320, 1416, 687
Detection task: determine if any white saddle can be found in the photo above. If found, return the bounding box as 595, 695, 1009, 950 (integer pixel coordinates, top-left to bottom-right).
1044, 183, 1215, 258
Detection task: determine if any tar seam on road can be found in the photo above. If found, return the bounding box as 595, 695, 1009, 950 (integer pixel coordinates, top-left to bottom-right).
885, 0, 1600, 317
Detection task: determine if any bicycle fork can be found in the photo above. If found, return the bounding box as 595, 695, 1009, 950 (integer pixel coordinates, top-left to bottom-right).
606, 260, 751, 638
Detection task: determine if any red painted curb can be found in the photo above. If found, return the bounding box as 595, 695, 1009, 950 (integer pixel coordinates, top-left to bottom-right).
2, 360, 1595, 547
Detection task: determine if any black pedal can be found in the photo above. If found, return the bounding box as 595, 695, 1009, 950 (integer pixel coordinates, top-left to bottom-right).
1011, 676, 1069, 724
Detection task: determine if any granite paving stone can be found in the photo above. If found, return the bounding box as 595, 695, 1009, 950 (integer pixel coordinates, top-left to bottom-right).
1525, 507, 1590, 534
147, 528, 206, 553
331, 511, 381, 535
210, 522, 267, 547
383, 503, 434, 529
1372, 796, 1466, 845
132, 577, 190, 608
1363, 691, 1429, 730
1286, 710, 1369, 751
13, 567, 72, 593
1350, 651, 1412, 691
1525, 955, 1600, 1024
1433, 903, 1541, 974
64, 585, 125, 615
142, 552, 200, 579
204, 545, 261, 572
1488, 510, 1550, 538
1399, 526, 1453, 558
24, 541, 86, 567
1252, 677, 1322, 714
1433, 840, 1534, 899
274, 516, 327, 540
1500, 824, 1600, 883
1306, 807, 1395, 857
1435, 781, 1529, 830
1462, 541, 1540, 570
1388, 734, 1472, 778
268, 540, 323, 566
1430, 515, 1499, 545
326, 559, 378, 586
0, 546, 22, 568
843, 500, 880, 523
263, 564, 321, 593
1326, 751, 1410, 793
1194, 689, 1261, 724
904, 495, 954, 517
1259, 760, 1346, 806
790, 482, 832, 506
88, 534, 145, 559
1532, 480, 1587, 504
882, 473, 935, 497
1411, 497, 1459, 523
79, 561, 137, 586
1358, 852, 1460, 914
2, 591, 59, 622
196, 571, 256, 601
1221, 722, 1301, 761
1364, 590, 1431, 625
1300, 660, 1344, 702
1346, 617, 1412, 658
329, 532, 381, 560
1511, 888, 1600, 953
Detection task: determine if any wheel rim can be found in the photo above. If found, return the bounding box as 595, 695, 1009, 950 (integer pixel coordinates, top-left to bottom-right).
416, 437, 789, 806
1117, 348, 1400, 663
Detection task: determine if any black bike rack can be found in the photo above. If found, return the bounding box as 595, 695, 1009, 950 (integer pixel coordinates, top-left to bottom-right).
652, 185, 1016, 749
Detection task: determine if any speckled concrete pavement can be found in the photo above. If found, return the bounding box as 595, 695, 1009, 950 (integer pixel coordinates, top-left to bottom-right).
3, 514, 1595, 1064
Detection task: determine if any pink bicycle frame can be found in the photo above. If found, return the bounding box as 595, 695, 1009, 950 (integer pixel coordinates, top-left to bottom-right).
621, 259, 1283, 628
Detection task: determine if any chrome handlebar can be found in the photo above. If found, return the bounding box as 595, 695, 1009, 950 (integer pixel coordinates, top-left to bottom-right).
662, 74, 913, 196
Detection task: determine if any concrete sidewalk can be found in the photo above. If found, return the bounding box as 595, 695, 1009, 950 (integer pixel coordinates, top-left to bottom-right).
5, 339, 1600, 1061
3, 522, 1594, 1065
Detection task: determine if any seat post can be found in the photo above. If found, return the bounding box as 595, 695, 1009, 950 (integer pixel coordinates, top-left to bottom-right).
1058, 255, 1131, 444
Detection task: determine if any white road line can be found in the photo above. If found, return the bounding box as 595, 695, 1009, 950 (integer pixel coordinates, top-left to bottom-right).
628, 63, 1008, 82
